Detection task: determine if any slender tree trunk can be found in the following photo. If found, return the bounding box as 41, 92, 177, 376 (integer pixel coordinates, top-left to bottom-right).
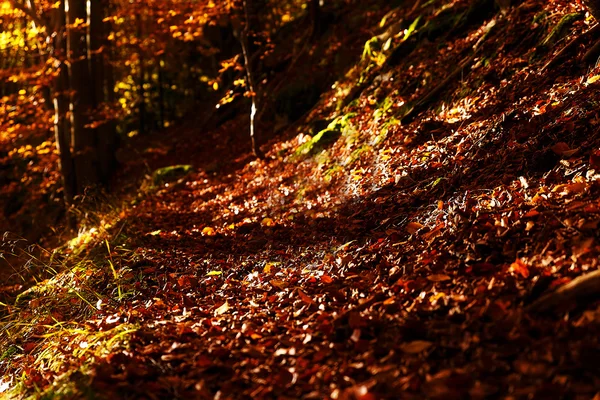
309, 0, 322, 40
137, 12, 146, 135
67, 0, 99, 193
158, 56, 165, 129
240, 0, 264, 159
53, 0, 75, 207
90, 0, 118, 184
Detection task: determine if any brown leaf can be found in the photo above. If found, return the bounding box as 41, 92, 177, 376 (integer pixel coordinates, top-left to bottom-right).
509, 258, 529, 278
422, 223, 445, 240
400, 340, 433, 354
406, 222, 424, 234
270, 279, 288, 289
551, 142, 577, 157
427, 274, 451, 282
552, 181, 588, 195
590, 149, 600, 169
297, 289, 315, 305
214, 301, 230, 316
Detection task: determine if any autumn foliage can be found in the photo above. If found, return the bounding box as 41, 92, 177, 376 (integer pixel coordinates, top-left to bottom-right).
3, 0, 600, 398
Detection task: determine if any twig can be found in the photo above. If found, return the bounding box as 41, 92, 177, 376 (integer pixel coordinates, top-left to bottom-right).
527, 269, 600, 313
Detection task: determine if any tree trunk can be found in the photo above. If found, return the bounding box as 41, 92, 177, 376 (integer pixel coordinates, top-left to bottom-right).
52, 0, 75, 207
66, 0, 100, 193
158, 56, 165, 129
137, 12, 147, 135
90, 0, 118, 184
309, 0, 322, 40
240, 0, 264, 159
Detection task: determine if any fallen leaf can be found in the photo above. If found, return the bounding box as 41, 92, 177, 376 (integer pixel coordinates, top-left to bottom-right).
297, 289, 315, 305
590, 149, 600, 169
552, 181, 588, 195
215, 301, 229, 315
401, 340, 433, 354
206, 270, 222, 276
422, 223, 445, 240
406, 222, 424, 234
523, 209, 540, 218
270, 279, 288, 289
509, 258, 529, 278
202, 226, 216, 236
551, 142, 577, 157
427, 274, 451, 282
262, 217, 275, 227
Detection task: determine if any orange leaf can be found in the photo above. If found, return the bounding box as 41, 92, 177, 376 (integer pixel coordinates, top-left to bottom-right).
400, 340, 433, 354
551, 142, 577, 157
509, 258, 529, 278
406, 222, 424, 235
297, 289, 315, 305
427, 274, 451, 282
214, 301, 229, 316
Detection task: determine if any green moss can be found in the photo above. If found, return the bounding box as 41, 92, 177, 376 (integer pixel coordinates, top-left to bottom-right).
151, 164, 194, 185
539, 13, 582, 48
324, 165, 343, 183
345, 145, 372, 166
1, 344, 19, 361
294, 113, 356, 157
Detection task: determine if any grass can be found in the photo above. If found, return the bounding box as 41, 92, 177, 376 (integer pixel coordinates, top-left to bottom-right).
0, 194, 141, 399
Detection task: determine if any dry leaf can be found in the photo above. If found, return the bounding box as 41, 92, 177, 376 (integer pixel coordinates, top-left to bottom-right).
202, 226, 216, 236
509, 258, 529, 278
422, 223, 445, 240
262, 217, 275, 227
406, 222, 424, 234
400, 340, 433, 354
589, 149, 600, 169
270, 279, 288, 289
215, 301, 229, 315
552, 179, 588, 196
298, 289, 315, 305
427, 274, 451, 282
551, 142, 577, 157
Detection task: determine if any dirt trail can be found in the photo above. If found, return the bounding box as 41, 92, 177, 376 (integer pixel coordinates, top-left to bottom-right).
4, 0, 600, 398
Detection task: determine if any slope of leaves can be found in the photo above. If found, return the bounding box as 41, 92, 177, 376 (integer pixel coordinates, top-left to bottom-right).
3, 0, 600, 398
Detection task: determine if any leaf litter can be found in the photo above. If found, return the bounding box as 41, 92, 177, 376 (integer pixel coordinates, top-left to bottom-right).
4, 0, 600, 398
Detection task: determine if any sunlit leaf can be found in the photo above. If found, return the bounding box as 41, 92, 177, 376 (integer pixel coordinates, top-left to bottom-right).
261, 217, 275, 227
215, 301, 229, 315
406, 222, 424, 234
427, 274, 451, 282
510, 258, 529, 278
270, 279, 288, 289
202, 226, 216, 236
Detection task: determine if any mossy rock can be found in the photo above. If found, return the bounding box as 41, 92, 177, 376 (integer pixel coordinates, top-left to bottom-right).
151, 165, 194, 185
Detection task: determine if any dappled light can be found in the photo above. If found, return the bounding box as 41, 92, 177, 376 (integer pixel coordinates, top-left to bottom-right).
3, 0, 600, 398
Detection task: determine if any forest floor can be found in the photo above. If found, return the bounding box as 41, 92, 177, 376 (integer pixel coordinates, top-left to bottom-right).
3, 0, 600, 398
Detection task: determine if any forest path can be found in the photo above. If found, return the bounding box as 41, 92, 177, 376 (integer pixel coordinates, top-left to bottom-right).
4, 0, 600, 398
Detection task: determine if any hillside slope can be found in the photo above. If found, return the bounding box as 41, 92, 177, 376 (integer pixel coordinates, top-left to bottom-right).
3, 0, 600, 398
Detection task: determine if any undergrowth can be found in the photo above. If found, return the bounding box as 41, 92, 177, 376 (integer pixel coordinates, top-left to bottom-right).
0, 196, 141, 399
